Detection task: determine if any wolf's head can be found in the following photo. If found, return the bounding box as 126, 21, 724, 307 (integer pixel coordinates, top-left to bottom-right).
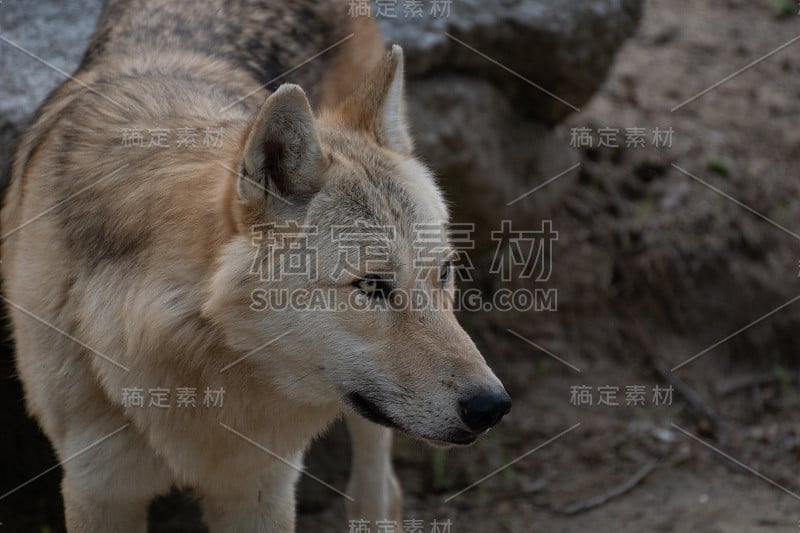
206, 46, 510, 446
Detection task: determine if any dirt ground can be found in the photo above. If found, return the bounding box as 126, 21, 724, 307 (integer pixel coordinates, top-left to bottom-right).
3, 0, 800, 532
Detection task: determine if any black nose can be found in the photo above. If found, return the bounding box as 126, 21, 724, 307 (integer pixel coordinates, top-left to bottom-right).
459, 389, 512, 432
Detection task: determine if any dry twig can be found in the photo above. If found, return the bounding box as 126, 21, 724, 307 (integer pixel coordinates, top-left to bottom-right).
557, 462, 656, 515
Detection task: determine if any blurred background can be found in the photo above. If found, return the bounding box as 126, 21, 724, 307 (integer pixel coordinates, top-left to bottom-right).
2, 0, 800, 531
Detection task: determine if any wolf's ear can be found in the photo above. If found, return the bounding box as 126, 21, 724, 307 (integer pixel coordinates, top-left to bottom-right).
337, 45, 412, 155
238, 84, 326, 205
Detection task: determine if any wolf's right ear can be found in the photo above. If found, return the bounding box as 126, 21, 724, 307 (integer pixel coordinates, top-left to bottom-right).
336, 45, 412, 155
238, 84, 326, 205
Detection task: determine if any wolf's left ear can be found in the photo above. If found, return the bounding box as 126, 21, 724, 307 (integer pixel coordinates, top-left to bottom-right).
239, 84, 326, 205
337, 45, 412, 155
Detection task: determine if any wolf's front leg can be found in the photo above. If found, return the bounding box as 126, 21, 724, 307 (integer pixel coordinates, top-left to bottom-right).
345, 413, 403, 524
60, 417, 172, 533
200, 461, 300, 533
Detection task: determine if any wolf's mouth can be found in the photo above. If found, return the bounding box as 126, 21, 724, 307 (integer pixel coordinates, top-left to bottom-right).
344, 391, 480, 446
344, 391, 400, 430
436, 429, 480, 446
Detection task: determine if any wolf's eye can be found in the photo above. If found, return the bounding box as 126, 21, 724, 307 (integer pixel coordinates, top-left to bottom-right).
354, 275, 391, 299
440, 261, 452, 284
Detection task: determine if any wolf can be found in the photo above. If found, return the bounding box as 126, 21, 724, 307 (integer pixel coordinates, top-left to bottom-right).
1, 1, 511, 531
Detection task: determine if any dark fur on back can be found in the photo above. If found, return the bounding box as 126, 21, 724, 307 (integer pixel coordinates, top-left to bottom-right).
82, 0, 353, 105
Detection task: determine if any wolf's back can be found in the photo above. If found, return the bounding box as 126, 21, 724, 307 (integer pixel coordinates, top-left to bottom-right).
82, 0, 371, 106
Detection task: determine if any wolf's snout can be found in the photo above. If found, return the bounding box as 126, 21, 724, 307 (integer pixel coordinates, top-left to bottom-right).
458, 388, 511, 432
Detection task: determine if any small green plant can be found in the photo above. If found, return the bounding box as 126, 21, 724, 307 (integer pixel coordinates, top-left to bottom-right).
772, 0, 797, 18
636, 193, 655, 224
620, 230, 634, 252
586, 173, 603, 192
773, 364, 793, 393
536, 357, 553, 376
500, 453, 518, 484
774, 201, 789, 221
431, 448, 449, 491
706, 157, 732, 177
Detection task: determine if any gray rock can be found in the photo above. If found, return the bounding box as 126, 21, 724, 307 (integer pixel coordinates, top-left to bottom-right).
407, 76, 578, 252
379, 0, 643, 125
0, 0, 103, 125
0, 0, 103, 190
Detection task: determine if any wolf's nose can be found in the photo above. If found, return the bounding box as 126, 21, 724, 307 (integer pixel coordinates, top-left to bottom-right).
459, 389, 512, 432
